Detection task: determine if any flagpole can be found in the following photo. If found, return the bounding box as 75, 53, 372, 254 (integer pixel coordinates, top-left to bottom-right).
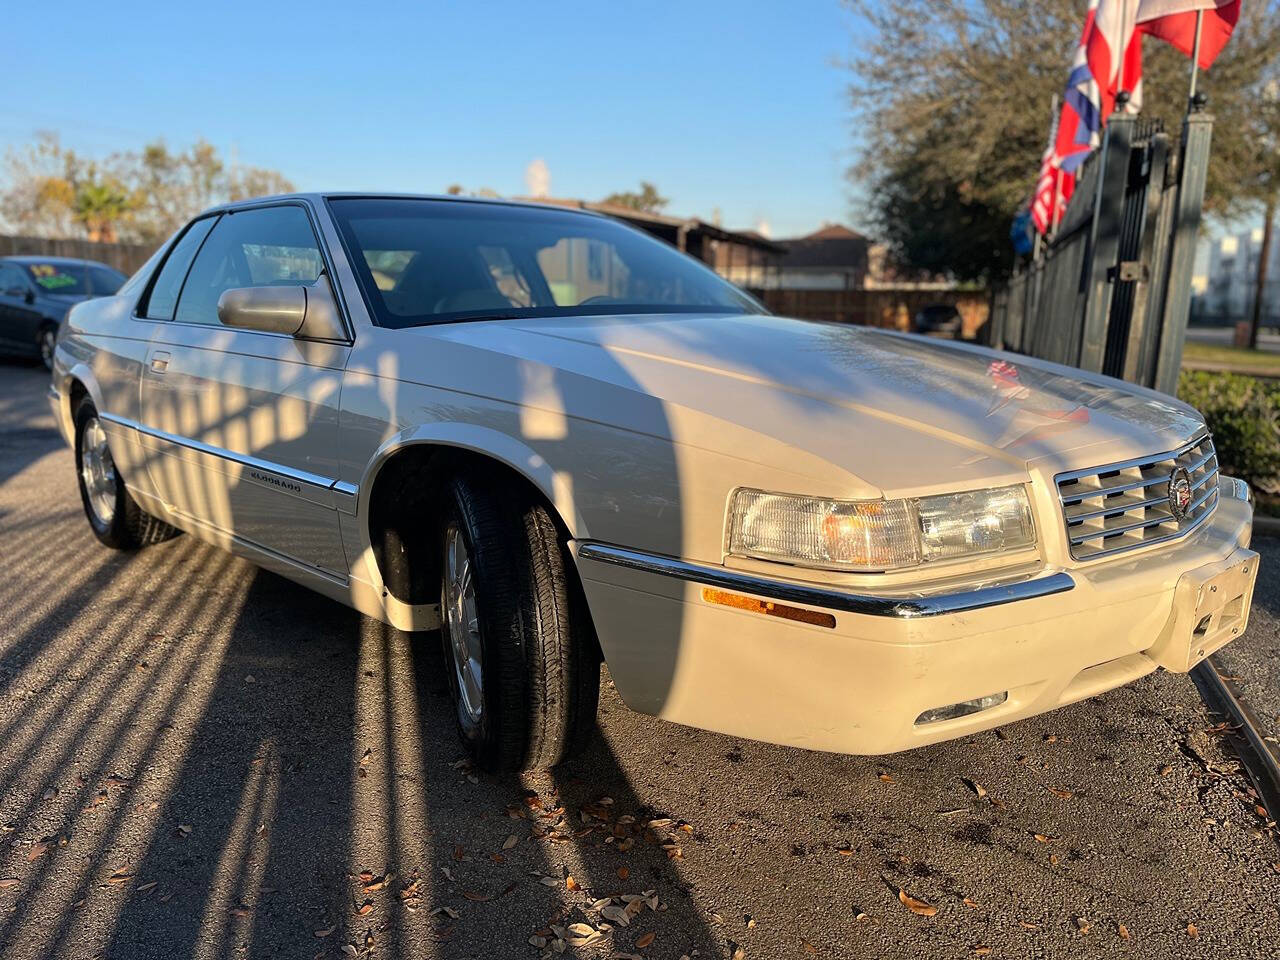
1051, 167, 1064, 234
1188, 10, 1205, 102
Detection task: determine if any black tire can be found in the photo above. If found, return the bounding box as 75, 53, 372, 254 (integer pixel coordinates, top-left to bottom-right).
38, 324, 57, 372
74, 396, 181, 550
440, 470, 599, 773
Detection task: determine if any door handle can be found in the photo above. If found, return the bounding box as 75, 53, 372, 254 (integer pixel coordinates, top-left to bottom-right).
149, 351, 170, 374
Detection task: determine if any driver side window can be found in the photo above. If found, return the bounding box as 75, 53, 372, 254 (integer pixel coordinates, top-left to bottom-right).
174, 206, 324, 326
0, 263, 30, 297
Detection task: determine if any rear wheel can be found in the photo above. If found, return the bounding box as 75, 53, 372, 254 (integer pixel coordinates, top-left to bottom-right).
439, 471, 599, 773
74, 397, 180, 550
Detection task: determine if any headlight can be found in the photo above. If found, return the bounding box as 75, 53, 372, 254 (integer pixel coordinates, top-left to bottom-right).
728, 484, 1035, 572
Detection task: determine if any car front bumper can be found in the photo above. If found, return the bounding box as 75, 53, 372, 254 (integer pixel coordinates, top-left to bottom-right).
573, 487, 1257, 755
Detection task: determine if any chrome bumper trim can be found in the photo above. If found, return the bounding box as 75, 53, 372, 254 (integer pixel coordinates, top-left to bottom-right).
576, 542, 1075, 619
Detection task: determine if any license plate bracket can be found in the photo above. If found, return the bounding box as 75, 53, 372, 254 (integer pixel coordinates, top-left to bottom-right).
1146, 547, 1259, 673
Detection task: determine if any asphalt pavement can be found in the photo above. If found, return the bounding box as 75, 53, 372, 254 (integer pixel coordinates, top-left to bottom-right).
1, 359, 1278, 960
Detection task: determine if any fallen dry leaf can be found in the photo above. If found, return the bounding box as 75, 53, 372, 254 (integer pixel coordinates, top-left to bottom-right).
1118, 923, 1130, 940
1187, 923, 1199, 938
635, 931, 656, 949
314, 926, 336, 938
135, 881, 157, 894
502, 834, 518, 850
566, 875, 580, 891
617, 866, 630, 880
1074, 916, 1090, 935
898, 890, 937, 917
802, 940, 818, 954
462, 890, 492, 902
356, 901, 373, 916
973, 948, 992, 957
963, 897, 980, 909
963, 779, 987, 799
107, 869, 134, 884
1048, 787, 1074, 800
879, 773, 893, 783
362, 874, 391, 893
0, 878, 17, 889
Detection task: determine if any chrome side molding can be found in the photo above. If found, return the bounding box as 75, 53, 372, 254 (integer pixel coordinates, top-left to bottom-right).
99, 411, 358, 508
576, 542, 1075, 619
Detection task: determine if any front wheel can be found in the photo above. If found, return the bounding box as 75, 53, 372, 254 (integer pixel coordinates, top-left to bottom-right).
38, 325, 56, 372
439, 471, 599, 773
74, 397, 180, 550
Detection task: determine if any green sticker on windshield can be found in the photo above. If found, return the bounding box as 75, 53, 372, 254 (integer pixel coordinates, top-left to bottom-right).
34, 273, 77, 290
29, 264, 78, 291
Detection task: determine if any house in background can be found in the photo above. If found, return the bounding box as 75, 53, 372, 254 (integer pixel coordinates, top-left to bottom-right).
514, 202, 990, 339
525, 197, 786, 290
769, 224, 870, 290
751, 223, 988, 337
1192, 227, 1280, 327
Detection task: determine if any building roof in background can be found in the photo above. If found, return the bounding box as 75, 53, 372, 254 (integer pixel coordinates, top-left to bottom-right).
521, 197, 787, 253
777, 224, 870, 270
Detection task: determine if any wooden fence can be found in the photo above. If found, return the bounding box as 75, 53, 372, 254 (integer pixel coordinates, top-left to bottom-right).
0, 234, 157, 275
755, 288, 990, 339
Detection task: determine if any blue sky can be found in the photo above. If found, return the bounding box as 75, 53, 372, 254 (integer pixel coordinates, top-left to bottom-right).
3, 0, 864, 239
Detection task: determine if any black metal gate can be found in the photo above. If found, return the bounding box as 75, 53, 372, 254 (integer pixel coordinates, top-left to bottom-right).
989, 107, 1214, 395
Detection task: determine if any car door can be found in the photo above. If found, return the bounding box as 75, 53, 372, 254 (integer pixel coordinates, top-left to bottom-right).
138, 203, 352, 577
0, 263, 42, 351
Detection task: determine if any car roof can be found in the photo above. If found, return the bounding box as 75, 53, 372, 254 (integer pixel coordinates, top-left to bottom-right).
202, 191, 611, 220
0, 255, 122, 270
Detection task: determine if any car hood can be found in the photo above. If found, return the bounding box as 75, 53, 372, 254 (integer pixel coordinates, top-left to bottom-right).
428, 312, 1206, 496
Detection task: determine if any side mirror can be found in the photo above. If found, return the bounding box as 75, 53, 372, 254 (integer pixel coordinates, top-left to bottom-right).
24, 288, 36, 304
216, 280, 345, 340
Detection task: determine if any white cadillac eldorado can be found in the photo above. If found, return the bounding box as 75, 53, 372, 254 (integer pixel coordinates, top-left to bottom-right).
49, 194, 1259, 773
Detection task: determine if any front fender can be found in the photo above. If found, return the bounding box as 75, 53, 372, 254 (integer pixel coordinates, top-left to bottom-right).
356, 421, 591, 539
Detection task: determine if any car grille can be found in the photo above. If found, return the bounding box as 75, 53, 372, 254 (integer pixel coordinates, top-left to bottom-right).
1055, 433, 1219, 561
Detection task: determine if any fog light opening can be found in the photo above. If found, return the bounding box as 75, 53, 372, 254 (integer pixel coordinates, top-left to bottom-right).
915, 691, 1008, 726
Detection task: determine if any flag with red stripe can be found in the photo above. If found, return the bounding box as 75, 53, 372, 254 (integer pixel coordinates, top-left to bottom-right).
1137, 0, 1241, 68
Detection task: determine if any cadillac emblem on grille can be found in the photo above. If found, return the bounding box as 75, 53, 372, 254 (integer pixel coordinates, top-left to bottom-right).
1168, 466, 1193, 521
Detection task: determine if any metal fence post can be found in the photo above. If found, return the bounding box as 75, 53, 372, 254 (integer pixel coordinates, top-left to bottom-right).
1153, 110, 1214, 395
1078, 113, 1135, 372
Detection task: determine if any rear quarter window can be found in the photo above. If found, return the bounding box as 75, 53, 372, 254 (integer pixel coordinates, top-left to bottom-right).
142, 216, 220, 320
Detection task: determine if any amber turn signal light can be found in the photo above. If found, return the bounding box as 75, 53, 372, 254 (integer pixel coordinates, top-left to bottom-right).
700, 588, 836, 629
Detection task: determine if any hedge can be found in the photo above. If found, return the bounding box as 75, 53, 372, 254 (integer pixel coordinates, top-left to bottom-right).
1177, 370, 1280, 494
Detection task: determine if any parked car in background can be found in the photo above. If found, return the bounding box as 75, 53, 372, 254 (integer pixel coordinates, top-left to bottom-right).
0, 256, 127, 370
48, 194, 1258, 775
913, 302, 963, 338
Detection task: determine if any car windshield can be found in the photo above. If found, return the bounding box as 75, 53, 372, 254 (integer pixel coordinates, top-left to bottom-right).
328, 197, 762, 328
23, 262, 88, 296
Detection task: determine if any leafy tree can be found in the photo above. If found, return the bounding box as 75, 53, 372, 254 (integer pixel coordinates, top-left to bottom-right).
846, 0, 1280, 283
0, 134, 294, 245
601, 181, 668, 213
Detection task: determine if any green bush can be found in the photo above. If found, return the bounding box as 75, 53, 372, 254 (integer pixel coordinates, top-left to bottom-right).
1177, 370, 1280, 492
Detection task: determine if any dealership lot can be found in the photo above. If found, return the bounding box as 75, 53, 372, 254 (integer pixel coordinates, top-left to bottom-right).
0, 361, 1277, 960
